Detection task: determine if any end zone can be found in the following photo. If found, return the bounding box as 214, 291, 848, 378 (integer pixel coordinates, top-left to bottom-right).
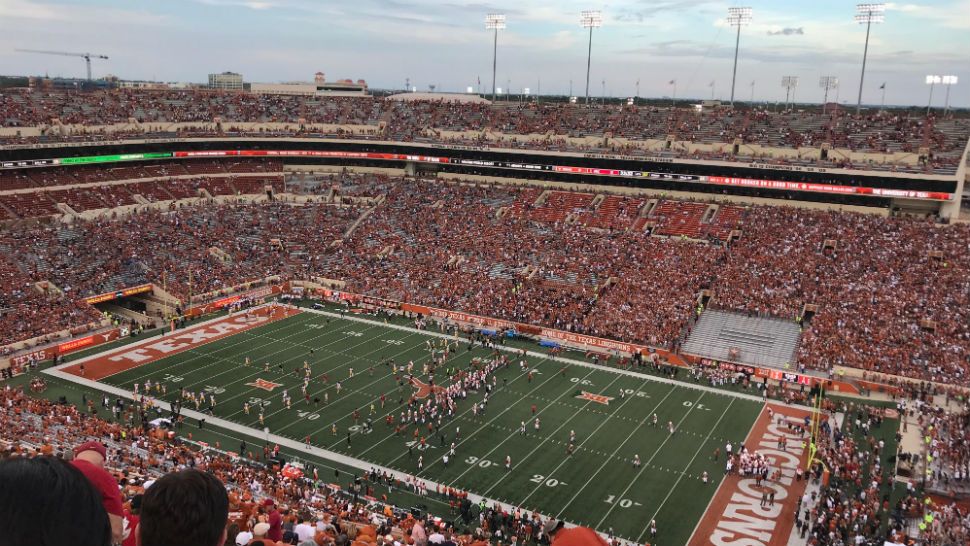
687, 402, 815, 546
58, 305, 300, 381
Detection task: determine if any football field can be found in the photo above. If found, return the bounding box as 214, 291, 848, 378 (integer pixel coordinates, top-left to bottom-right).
55, 306, 763, 544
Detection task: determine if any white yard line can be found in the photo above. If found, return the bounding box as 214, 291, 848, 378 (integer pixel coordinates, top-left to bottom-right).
349, 339, 544, 455
591, 391, 708, 530
681, 403, 770, 546
554, 384, 678, 518
140, 317, 381, 405
468, 372, 630, 497
635, 397, 735, 543
219, 325, 416, 419
52, 304, 306, 382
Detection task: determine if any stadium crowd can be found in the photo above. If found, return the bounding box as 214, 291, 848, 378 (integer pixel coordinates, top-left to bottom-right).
6, 375, 958, 545
2, 89, 967, 173
0, 381, 617, 546
1, 175, 969, 386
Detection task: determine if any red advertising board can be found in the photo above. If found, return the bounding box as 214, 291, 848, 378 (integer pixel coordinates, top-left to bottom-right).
57, 328, 121, 356
320, 289, 688, 366
706, 176, 951, 201
85, 284, 153, 305
9, 348, 52, 367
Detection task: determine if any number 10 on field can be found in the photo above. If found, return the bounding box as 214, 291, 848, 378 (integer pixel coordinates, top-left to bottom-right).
604, 495, 642, 508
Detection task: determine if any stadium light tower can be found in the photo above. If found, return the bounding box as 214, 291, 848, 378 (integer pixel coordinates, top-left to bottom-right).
782, 76, 799, 110
925, 75, 942, 115
726, 7, 752, 107
941, 75, 958, 115
819, 76, 839, 114
485, 14, 506, 103
580, 10, 602, 105
854, 3, 884, 114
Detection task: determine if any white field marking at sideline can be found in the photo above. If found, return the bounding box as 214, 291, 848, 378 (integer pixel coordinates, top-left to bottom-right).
103, 312, 315, 382
636, 397, 736, 543
48, 374, 457, 510
478, 373, 648, 499
299, 305, 778, 406
590, 391, 708, 529
553, 383, 679, 517
103, 314, 385, 415
41, 365, 599, 539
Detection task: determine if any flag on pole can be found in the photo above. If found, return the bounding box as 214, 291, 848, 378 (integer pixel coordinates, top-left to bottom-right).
709, 80, 715, 87
879, 82, 886, 90
669, 79, 676, 85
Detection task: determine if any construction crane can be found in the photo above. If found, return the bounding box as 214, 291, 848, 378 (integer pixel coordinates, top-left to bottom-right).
15, 49, 109, 81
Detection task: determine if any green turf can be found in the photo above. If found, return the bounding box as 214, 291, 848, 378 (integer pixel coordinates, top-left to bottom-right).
69, 309, 763, 543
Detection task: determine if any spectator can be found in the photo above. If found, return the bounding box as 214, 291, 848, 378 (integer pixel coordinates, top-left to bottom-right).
72, 440, 125, 544
138, 469, 230, 546
263, 498, 283, 542
124, 494, 143, 546
0, 455, 112, 546
411, 514, 428, 546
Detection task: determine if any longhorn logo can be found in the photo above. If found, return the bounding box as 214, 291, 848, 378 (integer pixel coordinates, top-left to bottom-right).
246, 378, 282, 391
576, 391, 613, 405
410, 377, 445, 399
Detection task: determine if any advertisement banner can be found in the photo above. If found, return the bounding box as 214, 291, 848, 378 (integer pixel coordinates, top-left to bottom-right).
9, 348, 52, 367
84, 284, 153, 305
57, 328, 121, 356
3, 149, 954, 202
320, 289, 687, 365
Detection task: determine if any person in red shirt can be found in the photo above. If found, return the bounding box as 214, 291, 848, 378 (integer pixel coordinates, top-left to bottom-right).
263, 498, 283, 542
72, 441, 124, 544
122, 494, 142, 546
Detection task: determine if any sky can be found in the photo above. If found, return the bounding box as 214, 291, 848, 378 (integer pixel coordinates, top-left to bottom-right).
0, 0, 967, 107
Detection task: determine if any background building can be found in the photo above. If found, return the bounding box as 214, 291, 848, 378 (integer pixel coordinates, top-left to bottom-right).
208, 71, 243, 90
251, 71, 368, 96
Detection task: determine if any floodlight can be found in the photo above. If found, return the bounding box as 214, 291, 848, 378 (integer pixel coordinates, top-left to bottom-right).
580, 10, 603, 104
485, 14, 507, 102
727, 7, 752, 106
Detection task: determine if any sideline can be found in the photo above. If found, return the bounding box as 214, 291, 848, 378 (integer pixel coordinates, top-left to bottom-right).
41, 364, 603, 539
300, 304, 776, 405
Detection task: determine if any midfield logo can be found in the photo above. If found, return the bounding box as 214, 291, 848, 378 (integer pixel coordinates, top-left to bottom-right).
576, 391, 614, 405
246, 378, 282, 391
409, 377, 445, 400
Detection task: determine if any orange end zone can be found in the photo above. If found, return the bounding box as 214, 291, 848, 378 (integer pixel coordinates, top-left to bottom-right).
687, 403, 816, 546
61, 305, 301, 381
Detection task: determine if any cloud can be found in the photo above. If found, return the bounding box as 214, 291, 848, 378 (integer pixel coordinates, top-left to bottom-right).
767, 27, 804, 36
614, 0, 719, 23
884, 3, 923, 12
0, 0, 169, 24
191, 0, 279, 9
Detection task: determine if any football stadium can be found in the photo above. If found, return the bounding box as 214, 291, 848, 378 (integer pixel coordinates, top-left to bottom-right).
0, 2, 968, 546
